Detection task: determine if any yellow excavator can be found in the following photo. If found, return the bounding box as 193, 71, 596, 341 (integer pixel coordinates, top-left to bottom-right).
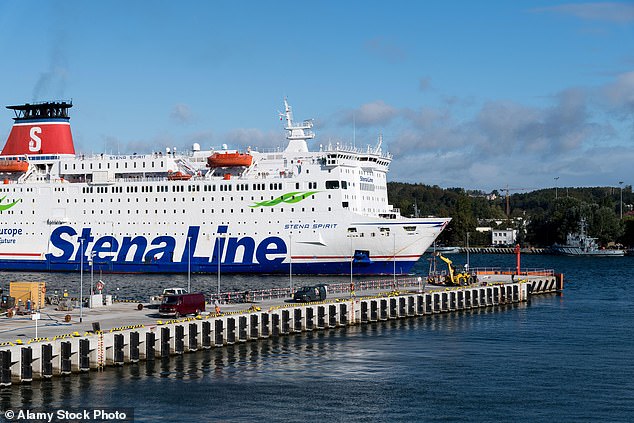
437, 254, 475, 286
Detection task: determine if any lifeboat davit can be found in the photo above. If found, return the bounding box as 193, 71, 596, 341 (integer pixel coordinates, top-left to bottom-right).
167, 170, 192, 181
207, 152, 253, 168
0, 159, 29, 173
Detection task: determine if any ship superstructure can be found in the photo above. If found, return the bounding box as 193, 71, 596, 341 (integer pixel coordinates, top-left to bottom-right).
0, 99, 449, 275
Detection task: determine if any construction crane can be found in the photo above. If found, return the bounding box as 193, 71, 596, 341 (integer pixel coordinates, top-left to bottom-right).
500, 185, 536, 219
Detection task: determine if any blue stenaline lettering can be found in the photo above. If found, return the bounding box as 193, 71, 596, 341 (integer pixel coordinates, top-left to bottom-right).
117, 236, 148, 262
73, 228, 94, 262
224, 237, 256, 264
92, 236, 119, 263
256, 236, 287, 265
46, 225, 290, 267
180, 226, 203, 263
46, 226, 76, 261
145, 236, 176, 262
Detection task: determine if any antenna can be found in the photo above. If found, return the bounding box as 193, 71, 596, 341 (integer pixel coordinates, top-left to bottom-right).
353, 113, 356, 148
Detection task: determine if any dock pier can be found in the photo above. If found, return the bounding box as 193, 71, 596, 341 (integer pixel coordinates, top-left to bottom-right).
0, 274, 562, 386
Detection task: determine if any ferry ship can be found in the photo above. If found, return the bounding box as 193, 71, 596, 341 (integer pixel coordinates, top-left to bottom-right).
0, 99, 449, 275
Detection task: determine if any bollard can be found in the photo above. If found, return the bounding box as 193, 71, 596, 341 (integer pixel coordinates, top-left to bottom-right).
214, 319, 224, 347
226, 318, 236, 345
146, 332, 156, 361
0, 350, 11, 386
238, 316, 248, 342
160, 327, 170, 358
328, 305, 337, 327
114, 334, 125, 364
250, 314, 259, 339
202, 321, 211, 348
130, 332, 140, 362
41, 344, 53, 378
60, 341, 72, 375
21, 347, 33, 382
189, 323, 199, 351
79, 339, 90, 371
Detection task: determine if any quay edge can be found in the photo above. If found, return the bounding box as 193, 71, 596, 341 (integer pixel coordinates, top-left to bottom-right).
0, 275, 562, 386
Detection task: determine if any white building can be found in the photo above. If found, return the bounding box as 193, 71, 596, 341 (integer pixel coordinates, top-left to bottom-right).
492, 229, 517, 246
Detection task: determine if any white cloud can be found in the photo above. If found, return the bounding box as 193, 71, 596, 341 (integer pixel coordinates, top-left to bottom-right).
170, 103, 194, 124
532, 2, 634, 23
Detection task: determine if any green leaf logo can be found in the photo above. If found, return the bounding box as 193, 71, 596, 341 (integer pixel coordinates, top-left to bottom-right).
250, 191, 319, 208
0, 195, 21, 211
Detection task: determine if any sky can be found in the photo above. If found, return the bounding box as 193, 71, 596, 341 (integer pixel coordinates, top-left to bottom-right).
0, 1, 632, 192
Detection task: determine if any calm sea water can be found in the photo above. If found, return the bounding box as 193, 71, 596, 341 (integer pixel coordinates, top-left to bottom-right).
1, 254, 634, 422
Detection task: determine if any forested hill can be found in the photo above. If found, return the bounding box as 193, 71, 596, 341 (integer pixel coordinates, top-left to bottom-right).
386, 182, 634, 248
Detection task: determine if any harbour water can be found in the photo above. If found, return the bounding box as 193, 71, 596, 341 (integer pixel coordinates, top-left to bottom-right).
1, 254, 634, 422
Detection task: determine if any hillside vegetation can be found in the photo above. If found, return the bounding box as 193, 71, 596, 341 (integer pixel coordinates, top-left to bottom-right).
387, 182, 634, 248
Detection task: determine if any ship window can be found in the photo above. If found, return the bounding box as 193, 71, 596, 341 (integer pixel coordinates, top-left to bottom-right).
404, 226, 416, 232
326, 181, 339, 189
342, 202, 349, 208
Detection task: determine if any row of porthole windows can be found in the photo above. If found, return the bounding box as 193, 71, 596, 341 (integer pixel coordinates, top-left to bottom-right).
64, 160, 165, 170
80, 206, 331, 215
57, 194, 320, 204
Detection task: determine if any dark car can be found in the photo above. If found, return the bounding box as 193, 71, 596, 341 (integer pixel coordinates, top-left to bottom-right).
293, 284, 327, 302
159, 293, 205, 318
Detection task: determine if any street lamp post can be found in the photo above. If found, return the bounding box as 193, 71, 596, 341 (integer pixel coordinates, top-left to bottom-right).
89, 251, 95, 296
80, 239, 84, 323
187, 236, 191, 293
289, 233, 293, 294
392, 231, 396, 289
216, 234, 225, 297
554, 176, 560, 200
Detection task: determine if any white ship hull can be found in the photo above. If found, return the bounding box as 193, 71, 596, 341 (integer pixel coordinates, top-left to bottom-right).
0, 100, 450, 275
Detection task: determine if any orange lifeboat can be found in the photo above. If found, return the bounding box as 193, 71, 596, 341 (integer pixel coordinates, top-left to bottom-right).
0, 158, 29, 173
207, 152, 253, 168
167, 170, 192, 181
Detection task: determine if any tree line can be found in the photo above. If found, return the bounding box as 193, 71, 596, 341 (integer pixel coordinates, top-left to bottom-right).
387, 182, 634, 248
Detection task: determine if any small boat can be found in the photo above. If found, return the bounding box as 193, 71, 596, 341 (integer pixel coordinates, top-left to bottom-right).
207, 151, 253, 168
0, 158, 28, 173
167, 170, 192, 181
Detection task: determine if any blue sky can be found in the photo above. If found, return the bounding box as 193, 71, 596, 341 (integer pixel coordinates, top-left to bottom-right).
0, 1, 632, 191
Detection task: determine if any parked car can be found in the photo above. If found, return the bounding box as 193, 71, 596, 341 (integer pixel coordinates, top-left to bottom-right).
159, 292, 205, 318
293, 284, 327, 302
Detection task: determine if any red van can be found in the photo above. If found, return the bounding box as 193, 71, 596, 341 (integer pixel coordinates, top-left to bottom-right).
159, 293, 206, 318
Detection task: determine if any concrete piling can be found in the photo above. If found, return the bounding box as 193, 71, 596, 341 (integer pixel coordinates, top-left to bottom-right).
0, 276, 561, 386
